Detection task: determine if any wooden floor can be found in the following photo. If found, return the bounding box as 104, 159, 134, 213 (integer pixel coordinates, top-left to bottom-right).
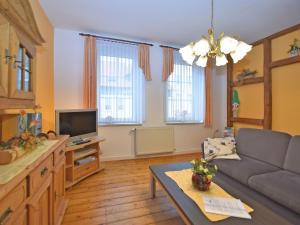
62, 153, 200, 225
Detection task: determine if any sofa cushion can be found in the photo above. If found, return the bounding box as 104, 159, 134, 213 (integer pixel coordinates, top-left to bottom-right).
213, 155, 279, 185
284, 136, 300, 174
248, 170, 300, 214
236, 128, 291, 167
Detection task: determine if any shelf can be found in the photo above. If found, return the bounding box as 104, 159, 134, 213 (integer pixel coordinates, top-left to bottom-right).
270, 55, 300, 68
66, 167, 104, 189
231, 117, 264, 126
231, 77, 264, 87
65, 136, 105, 189
74, 148, 97, 160
65, 136, 105, 152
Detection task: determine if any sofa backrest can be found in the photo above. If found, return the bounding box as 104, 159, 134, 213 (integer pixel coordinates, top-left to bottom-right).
236, 128, 291, 167
284, 136, 300, 174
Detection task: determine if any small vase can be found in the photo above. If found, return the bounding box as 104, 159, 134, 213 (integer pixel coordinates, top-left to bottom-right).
289, 50, 299, 57
192, 173, 211, 191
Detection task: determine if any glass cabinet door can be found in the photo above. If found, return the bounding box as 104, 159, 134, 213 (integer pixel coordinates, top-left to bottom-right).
8, 27, 35, 100
16, 45, 33, 92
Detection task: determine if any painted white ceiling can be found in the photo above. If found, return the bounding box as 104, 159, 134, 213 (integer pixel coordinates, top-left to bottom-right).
40, 0, 300, 46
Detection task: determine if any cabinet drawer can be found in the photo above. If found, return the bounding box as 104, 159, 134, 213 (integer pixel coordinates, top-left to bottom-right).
29, 155, 53, 195
53, 144, 65, 165
0, 180, 26, 225
74, 160, 98, 180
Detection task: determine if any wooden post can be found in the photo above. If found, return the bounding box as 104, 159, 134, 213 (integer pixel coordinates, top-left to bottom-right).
227, 56, 233, 127
264, 39, 272, 129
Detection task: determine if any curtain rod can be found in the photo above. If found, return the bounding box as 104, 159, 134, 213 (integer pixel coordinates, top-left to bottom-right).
159, 45, 179, 51
79, 33, 153, 47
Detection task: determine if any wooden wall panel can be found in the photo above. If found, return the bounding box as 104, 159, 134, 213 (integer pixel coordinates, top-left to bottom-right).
272, 29, 300, 62
235, 84, 264, 119
233, 123, 262, 134
272, 63, 300, 135
233, 44, 264, 79
227, 24, 300, 134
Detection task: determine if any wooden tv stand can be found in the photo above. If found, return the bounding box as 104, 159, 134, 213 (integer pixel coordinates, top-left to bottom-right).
65, 136, 105, 188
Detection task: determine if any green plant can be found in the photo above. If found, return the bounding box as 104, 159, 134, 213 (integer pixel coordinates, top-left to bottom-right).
191, 158, 218, 180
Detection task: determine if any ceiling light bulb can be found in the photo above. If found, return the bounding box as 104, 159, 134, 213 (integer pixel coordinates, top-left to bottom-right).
195, 56, 208, 67
179, 45, 195, 65
216, 54, 228, 66
230, 51, 246, 63
182, 54, 195, 65
193, 39, 210, 57
179, 44, 194, 56
220, 36, 239, 54
230, 41, 252, 63
237, 41, 252, 54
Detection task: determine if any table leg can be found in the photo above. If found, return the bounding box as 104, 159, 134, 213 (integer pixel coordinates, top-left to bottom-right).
150, 174, 156, 199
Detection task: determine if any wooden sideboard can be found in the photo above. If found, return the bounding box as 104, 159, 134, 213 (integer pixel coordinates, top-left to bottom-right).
0, 136, 68, 225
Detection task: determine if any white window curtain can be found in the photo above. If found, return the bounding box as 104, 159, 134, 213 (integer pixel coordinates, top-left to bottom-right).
97, 40, 145, 125
165, 50, 205, 123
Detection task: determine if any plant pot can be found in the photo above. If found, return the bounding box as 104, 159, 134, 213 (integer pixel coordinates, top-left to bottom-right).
289, 50, 299, 57
192, 173, 211, 191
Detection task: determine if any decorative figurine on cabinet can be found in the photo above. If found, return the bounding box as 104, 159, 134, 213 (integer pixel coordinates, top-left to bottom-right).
232, 89, 240, 118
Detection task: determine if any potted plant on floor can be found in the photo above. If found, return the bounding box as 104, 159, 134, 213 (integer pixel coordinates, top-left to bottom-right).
191, 158, 218, 191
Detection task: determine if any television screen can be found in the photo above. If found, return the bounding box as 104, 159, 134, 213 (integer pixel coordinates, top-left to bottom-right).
57, 110, 97, 137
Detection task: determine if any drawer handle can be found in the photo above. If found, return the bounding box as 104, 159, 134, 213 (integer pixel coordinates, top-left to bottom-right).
0, 207, 13, 225
40, 167, 48, 176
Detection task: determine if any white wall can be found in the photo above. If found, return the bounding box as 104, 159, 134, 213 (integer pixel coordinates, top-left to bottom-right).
212, 66, 228, 136
54, 28, 227, 160
54, 29, 84, 108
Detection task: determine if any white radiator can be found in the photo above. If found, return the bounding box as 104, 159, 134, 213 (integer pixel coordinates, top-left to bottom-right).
133, 127, 175, 155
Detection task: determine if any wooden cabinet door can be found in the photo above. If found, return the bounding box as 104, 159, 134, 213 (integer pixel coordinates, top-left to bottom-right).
53, 159, 65, 225
7, 208, 27, 225
28, 174, 53, 225
0, 14, 9, 97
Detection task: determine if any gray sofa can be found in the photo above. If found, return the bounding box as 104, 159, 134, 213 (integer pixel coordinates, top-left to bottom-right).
213, 128, 300, 223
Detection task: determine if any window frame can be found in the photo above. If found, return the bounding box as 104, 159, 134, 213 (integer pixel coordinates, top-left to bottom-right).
96, 41, 145, 126
164, 53, 205, 125
16, 44, 32, 92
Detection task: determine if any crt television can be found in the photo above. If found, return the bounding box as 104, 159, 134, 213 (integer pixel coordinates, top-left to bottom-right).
55, 109, 98, 141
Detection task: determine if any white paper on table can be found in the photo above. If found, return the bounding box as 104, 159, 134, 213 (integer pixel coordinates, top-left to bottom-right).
203, 196, 252, 219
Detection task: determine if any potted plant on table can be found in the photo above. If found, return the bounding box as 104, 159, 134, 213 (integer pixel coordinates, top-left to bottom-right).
191, 158, 218, 191
288, 39, 300, 57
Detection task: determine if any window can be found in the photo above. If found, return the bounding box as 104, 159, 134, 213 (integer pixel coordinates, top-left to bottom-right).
165, 51, 205, 123
16, 45, 32, 92
97, 40, 145, 125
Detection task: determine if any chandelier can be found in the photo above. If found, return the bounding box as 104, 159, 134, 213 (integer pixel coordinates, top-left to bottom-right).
179, 0, 252, 67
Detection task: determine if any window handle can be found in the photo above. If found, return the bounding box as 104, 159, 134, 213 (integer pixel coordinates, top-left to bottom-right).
4, 49, 15, 65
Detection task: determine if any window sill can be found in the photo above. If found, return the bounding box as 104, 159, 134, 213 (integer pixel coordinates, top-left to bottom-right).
165, 122, 204, 125
98, 123, 143, 127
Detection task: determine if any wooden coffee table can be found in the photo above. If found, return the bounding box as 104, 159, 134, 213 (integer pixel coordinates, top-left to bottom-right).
149, 162, 295, 225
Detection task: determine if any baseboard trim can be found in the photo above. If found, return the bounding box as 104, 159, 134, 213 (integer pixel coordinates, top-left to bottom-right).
101, 149, 201, 162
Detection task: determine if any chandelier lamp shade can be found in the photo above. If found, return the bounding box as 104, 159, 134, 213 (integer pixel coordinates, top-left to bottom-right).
179, 0, 252, 67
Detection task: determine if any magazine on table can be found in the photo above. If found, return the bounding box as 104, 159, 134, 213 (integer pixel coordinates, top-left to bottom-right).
203, 196, 252, 219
